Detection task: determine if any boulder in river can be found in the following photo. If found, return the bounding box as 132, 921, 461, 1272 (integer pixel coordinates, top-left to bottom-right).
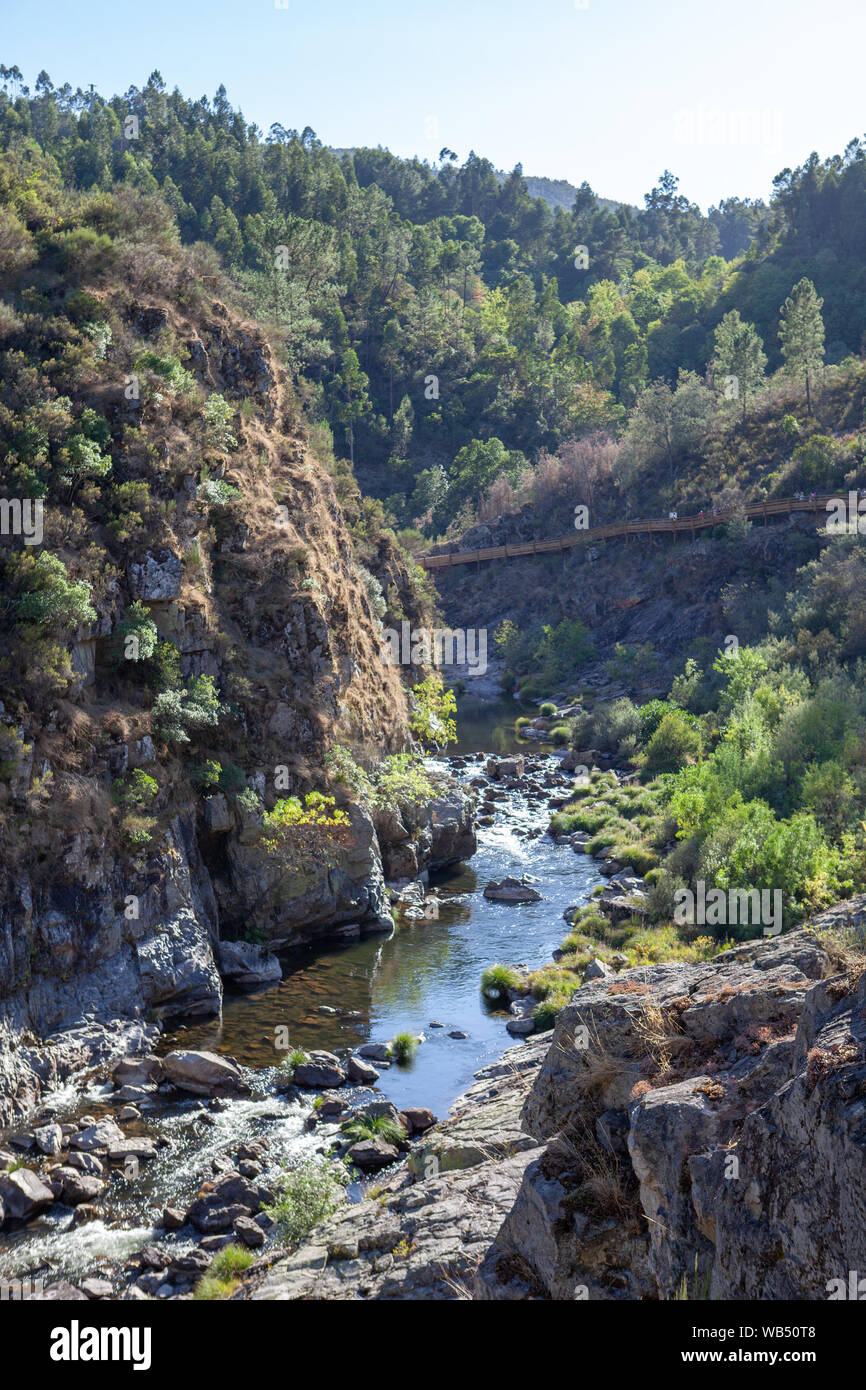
347, 1138, 400, 1172
112, 1055, 164, 1088
293, 1050, 347, 1088
70, 1119, 125, 1154
218, 940, 282, 990
357, 1042, 392, 1061
162, 1049, 250, 1097
347, 1055, 380, 1084
0, 1168, 55, 1222
483, 876, 543, 904
401, 1107, 437, 1134
33, 1122, 64, 1156
50, 1167, 107, 1206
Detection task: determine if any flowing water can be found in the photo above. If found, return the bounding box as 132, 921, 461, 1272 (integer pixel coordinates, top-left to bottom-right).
0, 703, 601, 1285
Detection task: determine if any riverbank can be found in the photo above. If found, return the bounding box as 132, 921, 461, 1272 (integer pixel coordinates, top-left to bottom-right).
0, 747, 603, 1295
248, 900, 866, 1302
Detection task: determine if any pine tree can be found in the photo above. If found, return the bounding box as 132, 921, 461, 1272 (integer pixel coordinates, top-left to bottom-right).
779, 278, 825, 415
711, 310, 767, 422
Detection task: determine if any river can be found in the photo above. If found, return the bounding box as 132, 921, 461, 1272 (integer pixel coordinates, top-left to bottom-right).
0, 703, 601, 1286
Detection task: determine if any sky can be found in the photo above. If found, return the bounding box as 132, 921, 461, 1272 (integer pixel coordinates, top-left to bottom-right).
1, 0, 865, 210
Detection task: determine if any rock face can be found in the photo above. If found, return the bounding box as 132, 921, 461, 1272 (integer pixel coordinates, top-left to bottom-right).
0, 284, 422, 1126
503, 916, 866, 1301
375, 776, 476, 881
224, 802, 395, 949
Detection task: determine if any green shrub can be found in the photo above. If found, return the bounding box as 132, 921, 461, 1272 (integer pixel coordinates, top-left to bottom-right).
390, 1032, 417, 1064
193, 1275, 237, 1301
12, 552, 95, 632
265, 1160, 349, 1243
210, 1243, 255, 1279
202, 392, 238, 451
539, 702, 557, 717
341, 1114, 405, 1146
281, 1048, 308, 1076
481, 963, 523, 1001
151, 674, 222, 744
112, 769, 158, 809
533, 997, 566, 1031
114, 600, 158, 664
643, 710, 702, 773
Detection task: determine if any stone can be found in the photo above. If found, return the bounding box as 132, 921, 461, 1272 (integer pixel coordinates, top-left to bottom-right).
38, 1281, 89, 1301
234, 1215, 266, 1248
204, 793, 234, 833
80, 1277, 113, 1299
0, 1168, 55, 1221
401, 1107, 436, 1134
107, 1138, 158, 1162
51, 1167, 107, 1206
346, 1139, 400, 1173
162, 1206, 186, 1231
66, 1152, 104, 1176
483, 876, 543, 904
294, 1051, 347, 1088
357, 1042, 392, 1061
347, 1055, 380, 1084
185, 1171, 271, 1232
169, 1249, 211, 1276
128, 548, 182, 601
162, 1050, 249, 1097
70, 1119, 125, 1154
69, 1204, 100, 1228
112, 1055, 164, 1088
33, 1122, 64, 1156
218, 939, 282, 989
584, 957, 611, 980
506, 1015, 535, 1036
316, 1094, 347, 1116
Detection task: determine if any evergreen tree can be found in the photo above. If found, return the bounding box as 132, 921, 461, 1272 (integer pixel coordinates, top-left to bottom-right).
779, 278, 825, 415
711, 310, 767, 421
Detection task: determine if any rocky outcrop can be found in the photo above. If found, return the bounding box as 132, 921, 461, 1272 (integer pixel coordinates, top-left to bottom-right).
222, 801, 394, 948
374, 777, 476, 881
497, 911, 866, 1301
0, 278, 421, 1125
218, 940, 282, 990
253, 912, 865, 1302
248, 1039, 548, 1301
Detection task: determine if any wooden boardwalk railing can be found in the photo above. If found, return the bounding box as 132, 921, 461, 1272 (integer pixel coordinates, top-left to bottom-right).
419, 493, 845, 570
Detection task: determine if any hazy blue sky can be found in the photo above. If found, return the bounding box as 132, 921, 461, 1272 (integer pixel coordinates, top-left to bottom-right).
2, 0, 864, 209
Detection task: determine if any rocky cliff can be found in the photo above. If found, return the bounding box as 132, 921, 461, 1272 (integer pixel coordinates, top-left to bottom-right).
0, 213, 449, 1125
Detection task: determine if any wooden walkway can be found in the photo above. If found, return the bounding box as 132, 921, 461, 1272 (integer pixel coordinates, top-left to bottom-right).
419, 493, 842, 571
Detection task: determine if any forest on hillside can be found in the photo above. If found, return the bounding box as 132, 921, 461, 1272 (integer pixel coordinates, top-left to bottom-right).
4, 66, 866, 539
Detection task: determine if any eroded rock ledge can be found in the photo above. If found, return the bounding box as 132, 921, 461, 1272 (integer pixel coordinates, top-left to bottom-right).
247, 902, 866, 1301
